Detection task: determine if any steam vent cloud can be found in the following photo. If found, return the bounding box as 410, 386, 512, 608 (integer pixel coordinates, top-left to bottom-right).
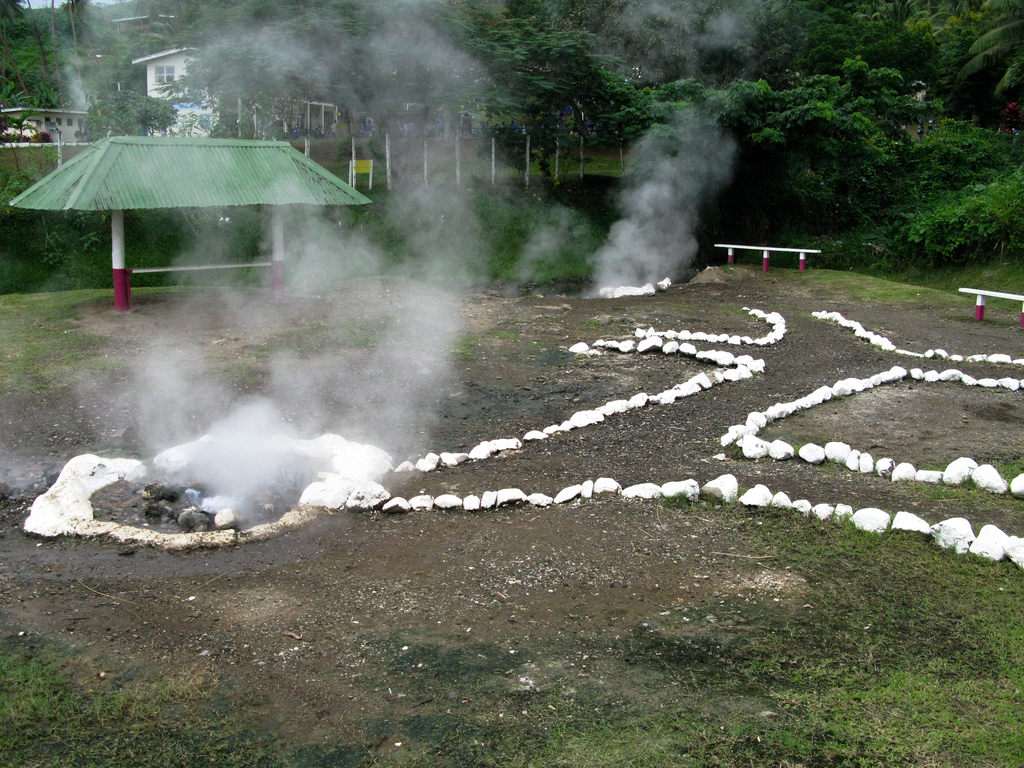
592, 109, 736, 291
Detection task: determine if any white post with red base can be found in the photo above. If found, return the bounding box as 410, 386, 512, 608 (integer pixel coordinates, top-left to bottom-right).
959, 287, 1024, 327
799, 251, 807, 271
762, 249, 769, 273
270, 208, 285, 299
111, 209, 130, 311
727, 247, 734, 264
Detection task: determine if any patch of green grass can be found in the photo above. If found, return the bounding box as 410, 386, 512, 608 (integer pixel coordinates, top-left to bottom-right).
0, 290, 118, 392
0, 636, 280, 768
787, 268, 965, 308
265, 318, 378, 357
492, 329, 519, 342
453, 333, 483, 361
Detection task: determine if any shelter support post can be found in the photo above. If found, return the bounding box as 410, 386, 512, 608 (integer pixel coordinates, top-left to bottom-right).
112, 209, 130, 311
762, 249, 769, 273
271, 208, 285, 299
727, 247, 734, 264
975, 293, 985, 322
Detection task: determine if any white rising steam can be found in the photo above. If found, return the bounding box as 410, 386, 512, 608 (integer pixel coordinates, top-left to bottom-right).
591, 109, 735, 292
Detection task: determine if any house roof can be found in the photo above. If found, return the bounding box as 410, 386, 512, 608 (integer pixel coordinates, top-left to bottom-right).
131, 47, 194, 65
11, 136, 372, 211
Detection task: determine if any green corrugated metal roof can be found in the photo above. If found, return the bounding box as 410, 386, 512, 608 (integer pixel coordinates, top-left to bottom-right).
11, 136, 372, 211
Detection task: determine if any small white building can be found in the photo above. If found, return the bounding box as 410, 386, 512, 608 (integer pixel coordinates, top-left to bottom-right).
1, 106, 88, 141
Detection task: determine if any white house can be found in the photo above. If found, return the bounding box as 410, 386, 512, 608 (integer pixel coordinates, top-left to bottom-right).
132, 47, 212, 136
132, 47, 194, 99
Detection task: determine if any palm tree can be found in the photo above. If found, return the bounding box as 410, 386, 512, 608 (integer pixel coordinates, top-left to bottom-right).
49, 0, 61, 95
0, 0, 29, 96
65, 0, 89, 63
959, 0, 1024, 92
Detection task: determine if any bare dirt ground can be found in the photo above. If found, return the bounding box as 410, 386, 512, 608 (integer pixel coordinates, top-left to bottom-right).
1, 265, 1023, 759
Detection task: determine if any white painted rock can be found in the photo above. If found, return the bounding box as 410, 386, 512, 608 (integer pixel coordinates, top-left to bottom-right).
433, 494, 464, 510
661, 480, 699, 501
492, 438, 523, 452
409, 495, 434, 511
798, 444, 826, 465
891, 511, 931, 534
598, 400, 630, 416
581, 480, 594, 499
875, 458, 895, 478
637, 337, 663, 353
1005, 537, 1024, 568
495, 488, 528, 506
568, 342, 590, 354
394, 461, 416, 473
523, 430, 548, 442
739, 485, 773, 507
971, 464, 1007, 494
481, 491, 498, 509
915, 469, 943, 484
569, 410, 604, 429
554, 485, 583, 504
622, 483, 663, 499
382, 497, 411, 513
998, 377, 1021, 390
858, 452, 874, 474
662, 341, 680, 354
811, 503, 834, 521
942, 457, 978, 486
824, 442, 852, 463
346, 482, 391, 510
771, 492, 792, 508
768, 440, 795, 460
527, 493, 554, 507
834, 504, 854, 519
852, 508, 890, 533
593, 478, 621, 495
1012, 473, 1024, 498
299, 476, 357, 509
969, 524, 1009, 560
741, 435, 771, 459
701, 474, 738, 502
930, 517, 976, 554
463, 495, 481, 511
440, 452, 469, 467
792, 499, 812, 514
627, 393, 649, 409
468, 441, 497, 460
845, 450, 861, 471
25, 454, 147, 538
891, 463, 917, 482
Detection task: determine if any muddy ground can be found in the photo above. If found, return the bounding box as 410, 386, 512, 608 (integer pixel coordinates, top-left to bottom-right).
1, 266, 1022, 760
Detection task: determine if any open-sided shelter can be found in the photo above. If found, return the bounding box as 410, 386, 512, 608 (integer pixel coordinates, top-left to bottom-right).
11, 136, 371, 310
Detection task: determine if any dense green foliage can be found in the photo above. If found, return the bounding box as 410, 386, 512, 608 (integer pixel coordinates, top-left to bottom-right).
2, 0, 1024, 292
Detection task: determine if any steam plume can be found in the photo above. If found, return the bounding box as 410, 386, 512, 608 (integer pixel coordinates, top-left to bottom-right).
591, 109, 735, 290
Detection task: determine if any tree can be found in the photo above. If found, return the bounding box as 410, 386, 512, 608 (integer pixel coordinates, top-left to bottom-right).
959, 0, 1024, 92
1, 0, 29, 96
86, 90, 176, 137
48, 0, 60, 96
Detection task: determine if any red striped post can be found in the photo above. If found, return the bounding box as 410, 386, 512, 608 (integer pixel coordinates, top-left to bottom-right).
111, 210, 131, 311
